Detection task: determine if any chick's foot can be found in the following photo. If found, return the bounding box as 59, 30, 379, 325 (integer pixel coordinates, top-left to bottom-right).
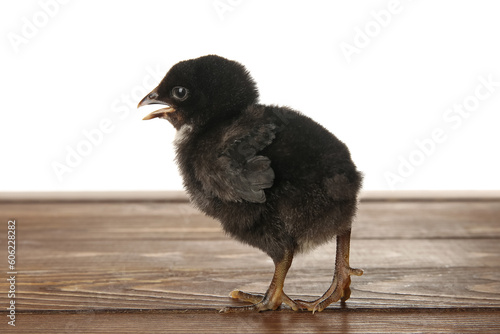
220, 288, 299, 312
296, 230, 363, 313
219, 250, 301, 313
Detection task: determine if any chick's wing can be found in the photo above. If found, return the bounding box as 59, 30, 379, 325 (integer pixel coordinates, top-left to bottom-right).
199, 123, 277, 203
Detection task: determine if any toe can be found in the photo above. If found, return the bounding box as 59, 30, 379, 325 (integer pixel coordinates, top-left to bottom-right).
281, 293, 300, 311
219, 305, 260, 313
223, 289, 301, 312
229, 290, 265, 304
350, 267, 364, 276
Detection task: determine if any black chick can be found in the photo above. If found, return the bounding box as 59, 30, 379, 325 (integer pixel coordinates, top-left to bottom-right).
138, 55, 363, 313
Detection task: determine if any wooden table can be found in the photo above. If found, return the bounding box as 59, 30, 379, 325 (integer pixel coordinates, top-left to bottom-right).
1, 193, 499, 333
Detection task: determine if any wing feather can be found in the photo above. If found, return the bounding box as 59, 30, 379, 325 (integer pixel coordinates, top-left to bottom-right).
208, 123, 277, 203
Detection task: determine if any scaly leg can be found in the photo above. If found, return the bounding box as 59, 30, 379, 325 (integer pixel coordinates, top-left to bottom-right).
220, 250, 300, 312
297, 229, 363, 313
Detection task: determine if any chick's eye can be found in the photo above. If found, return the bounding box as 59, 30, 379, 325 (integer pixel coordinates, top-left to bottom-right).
172, 86, 189, 101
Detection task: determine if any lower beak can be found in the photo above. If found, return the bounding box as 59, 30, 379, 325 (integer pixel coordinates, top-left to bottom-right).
142, 106, 175, 120
138, 88, 175, 120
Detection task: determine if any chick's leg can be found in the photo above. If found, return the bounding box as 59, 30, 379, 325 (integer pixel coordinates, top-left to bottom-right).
297, 229, 363, 313
220, 250, 299, 312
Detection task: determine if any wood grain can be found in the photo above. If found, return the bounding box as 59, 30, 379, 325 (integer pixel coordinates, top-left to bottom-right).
2, 200, 500, 240
1, 196, 499, 333
8, 266, 500, 311
2, 309, 500, 334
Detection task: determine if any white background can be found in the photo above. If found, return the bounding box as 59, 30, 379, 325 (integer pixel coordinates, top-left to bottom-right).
1, 0, 499, 192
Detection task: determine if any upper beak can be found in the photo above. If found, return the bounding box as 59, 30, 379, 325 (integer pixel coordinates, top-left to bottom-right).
138, 87, 175, 120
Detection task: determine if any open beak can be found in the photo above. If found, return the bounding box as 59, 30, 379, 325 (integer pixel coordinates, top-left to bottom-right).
137, 88, 175, 120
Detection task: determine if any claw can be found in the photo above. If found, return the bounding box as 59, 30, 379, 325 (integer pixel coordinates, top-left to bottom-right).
350, 268, 364, 276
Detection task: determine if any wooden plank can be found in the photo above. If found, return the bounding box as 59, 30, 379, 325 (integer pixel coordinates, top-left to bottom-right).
2, 200, 500, 240
2, 309, 500, 334
5, 266, 500, 311
356, 201, 500, 239
11, 237, 500, 271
